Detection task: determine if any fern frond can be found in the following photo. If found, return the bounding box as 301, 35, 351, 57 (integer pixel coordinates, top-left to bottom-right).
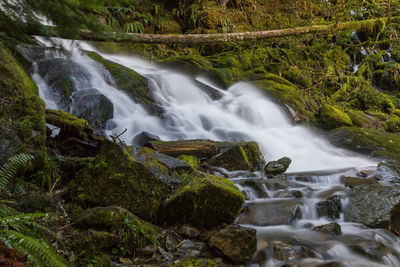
0, 153, 34, 196
1, 230, 67, 267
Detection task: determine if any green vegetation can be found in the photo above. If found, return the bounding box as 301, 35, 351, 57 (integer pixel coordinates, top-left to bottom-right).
0, 154, 67, 267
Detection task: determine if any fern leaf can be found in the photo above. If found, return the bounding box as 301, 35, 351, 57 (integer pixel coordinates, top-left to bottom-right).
1, 230, 67, 267
0, 153, 34, 196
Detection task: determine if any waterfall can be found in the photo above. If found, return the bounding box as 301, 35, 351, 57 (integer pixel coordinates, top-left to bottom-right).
32, 37, 376, 172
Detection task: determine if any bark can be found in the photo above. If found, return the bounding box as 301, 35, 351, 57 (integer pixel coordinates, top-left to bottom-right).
146, 140, 219, 158
77, 17, 390, 44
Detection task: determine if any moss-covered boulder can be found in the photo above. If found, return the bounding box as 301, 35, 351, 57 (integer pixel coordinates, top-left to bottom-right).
87, 51, 154, 107
65, 141, 171, 221
207, 142, 265, 171
246, 68, 317, 122
178, 155, 200, 170
208, 225, 256, 264
72, 206, 168, 261
0, 41, 47, 165
326, 127, 400, 161
45, 109, 93, 142
163, 172, 245, 229
319, 104, 353, 129
264, 157, 292, 178
134, 146, 194, 185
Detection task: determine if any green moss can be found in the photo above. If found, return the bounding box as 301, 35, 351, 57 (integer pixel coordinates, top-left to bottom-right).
178, 155, 200, 170
171, 258, 218, 267
65, 141, 171, 221
73, 206, 165, 255
163, 172, 244, 229
45, 109, 92, 141
247, 68, 317, 121
208, 142, 266, 171
0, 41, 47, 165
346, 109, 383, 130
385, 115, 400, 133
87, 51, 153, 106
319, 104, 353, 129
327, 127, 400, 161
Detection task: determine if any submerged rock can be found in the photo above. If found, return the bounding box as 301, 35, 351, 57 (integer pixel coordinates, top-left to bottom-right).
264, 157, 292, 178
312, 223, 342, 236
344, 184, 400, 230
316, 196, 341, 220
71, 89, 114, 129
65, 141, 171, 221
376, 161, 400, 184
272, 241, 301, 261
36, 58, 91, 111
208, 225, 257, 264
349, 240, 392, 262
163, 172, 244, 229
236, 199, 302, 226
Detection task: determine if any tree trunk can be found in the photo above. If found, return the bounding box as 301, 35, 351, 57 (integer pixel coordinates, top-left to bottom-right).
16, 17, 392, 44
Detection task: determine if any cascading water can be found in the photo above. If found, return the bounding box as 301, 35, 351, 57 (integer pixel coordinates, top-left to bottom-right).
28, 37, 400, 266
32, 37, 374, 172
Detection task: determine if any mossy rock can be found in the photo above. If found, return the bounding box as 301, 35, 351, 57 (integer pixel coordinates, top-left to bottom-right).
207, 142, 266, 171
178, 155, 200, 170
346, 109, 383, 130
319, 104, 353, 130
72, 206, 167, 260
87, 51, 154, 107
327, 127, 400, 161
385, 115, 400, 133
0, 41, 47, 165
246, 68, 317, 122
163, 172, 244, 229
65, 141, 171, 221
170, 258, 219, 267
45, 109, 93, 142
134, 146, 194, 186
18, 193, 57, 213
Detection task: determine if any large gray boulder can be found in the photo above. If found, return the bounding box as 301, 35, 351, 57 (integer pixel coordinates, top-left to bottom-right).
344, 184, 400, 231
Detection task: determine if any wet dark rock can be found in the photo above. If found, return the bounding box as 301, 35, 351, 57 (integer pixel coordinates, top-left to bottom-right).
273, 190, 304, 198
240, 179, 268, 198
264, 157, 292, 178
376, 161, 400, 184
36, 58, 91, 111
177, 224, 201, 239
356, 169, 375, 178
344, 184, 400, 229
344, 177, 379, 187
272, 241, 301, 261
71, 89, 114, 129
263, 179, 290, 190
208, 225, 257, 264
132, 131, 160, 147
195, 79, 223, 100
349, 240, 392, 262
236, 199, 302, 226
312, 223, 342, 236
316, 196, 341, 219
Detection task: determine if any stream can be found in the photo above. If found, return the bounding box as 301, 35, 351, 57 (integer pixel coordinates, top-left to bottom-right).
24, 37, 400, 266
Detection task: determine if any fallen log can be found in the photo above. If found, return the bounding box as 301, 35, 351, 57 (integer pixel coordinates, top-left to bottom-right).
12, 17, 393, 44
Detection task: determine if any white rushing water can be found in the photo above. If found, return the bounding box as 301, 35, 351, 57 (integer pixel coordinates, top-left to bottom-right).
32, 37, 376, 172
